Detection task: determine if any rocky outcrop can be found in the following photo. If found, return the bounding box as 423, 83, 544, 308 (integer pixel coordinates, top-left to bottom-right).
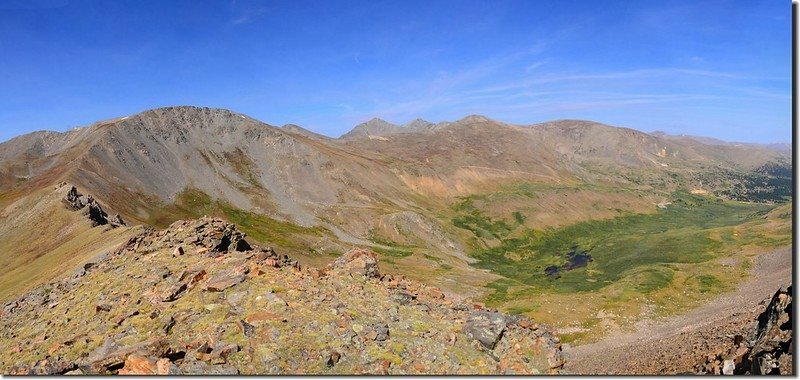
202, 265, 249, 292
85, 196, 109, 227
694, 285, 793, 375
62, 185, 85, 210
740, 285, 792, 375
463, 311, 507, 349
0, 217, 562, 375
110, 214, 126, 228
62, 185, 126, 228
170, 218, 253, 255
324, 248, 380, 278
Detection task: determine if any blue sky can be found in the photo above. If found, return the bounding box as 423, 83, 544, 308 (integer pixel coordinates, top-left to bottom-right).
0, 0, 791, 143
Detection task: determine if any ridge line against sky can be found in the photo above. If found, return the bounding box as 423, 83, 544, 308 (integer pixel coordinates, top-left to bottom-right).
0, 0, 791, 144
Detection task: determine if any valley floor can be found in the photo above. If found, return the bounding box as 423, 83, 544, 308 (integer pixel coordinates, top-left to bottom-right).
563, 246, 792, 374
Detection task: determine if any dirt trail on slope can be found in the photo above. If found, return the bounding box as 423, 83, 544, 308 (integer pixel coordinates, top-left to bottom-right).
564, 247, 792, 374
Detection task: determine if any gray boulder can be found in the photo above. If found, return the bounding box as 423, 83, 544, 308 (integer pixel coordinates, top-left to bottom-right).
463, 311, 507, 349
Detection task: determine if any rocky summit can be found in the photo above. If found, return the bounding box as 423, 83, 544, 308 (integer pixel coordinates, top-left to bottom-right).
0, 217, 563, 375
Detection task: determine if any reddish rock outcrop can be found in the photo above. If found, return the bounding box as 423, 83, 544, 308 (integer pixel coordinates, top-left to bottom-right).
324, 248, 380, 278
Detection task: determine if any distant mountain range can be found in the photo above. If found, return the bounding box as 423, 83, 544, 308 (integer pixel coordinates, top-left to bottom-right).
0, 106, 790, 247
650, 130, 791, 153
1, 106, 787, 222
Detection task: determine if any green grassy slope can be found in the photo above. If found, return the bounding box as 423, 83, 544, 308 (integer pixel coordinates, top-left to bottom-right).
0, 186, 140, 302
449, 189, 791, 342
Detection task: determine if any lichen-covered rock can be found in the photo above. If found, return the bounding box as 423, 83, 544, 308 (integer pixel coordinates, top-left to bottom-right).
156, 358, 181, 375
203, 266, 249, 292
372, 323, 390, 341
8, 357, 77, 375
81, 338, 171, 374
326, 248, 380, 278
117, 355, 157, 375
156, 280, 188, 302
463, 311, 507, 349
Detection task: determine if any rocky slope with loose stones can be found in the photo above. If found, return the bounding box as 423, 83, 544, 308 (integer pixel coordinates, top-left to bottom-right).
0, 217, 564, 375
677, 284, 792, 375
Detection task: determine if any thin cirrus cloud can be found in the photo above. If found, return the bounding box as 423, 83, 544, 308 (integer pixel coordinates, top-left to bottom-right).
229, 1, 268, 25
336, 56, 788, 143
354, 65, 752, 115
230, 9, 267, 25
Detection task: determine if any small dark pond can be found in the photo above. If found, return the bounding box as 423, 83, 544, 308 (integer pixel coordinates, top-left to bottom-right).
544, 245, 593, 278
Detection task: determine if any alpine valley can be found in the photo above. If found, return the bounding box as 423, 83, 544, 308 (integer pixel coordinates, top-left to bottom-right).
0, 106, 792, 374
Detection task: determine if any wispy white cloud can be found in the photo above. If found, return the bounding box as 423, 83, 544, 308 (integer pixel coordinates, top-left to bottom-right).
308, 12, 786, 140
344, 55, 787, 129
531, 68, 742, 84
524, 60, 549, 72
336, 103, 354, 111
230, 3, 267, 25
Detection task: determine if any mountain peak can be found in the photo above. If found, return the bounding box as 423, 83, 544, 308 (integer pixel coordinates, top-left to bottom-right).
364, 117, 393, 125
400, 118, 433, 131
355, 117, 396, 130
110, 106, 276, 137
404, 117, 429, 125
340, 118, 399, 139
340, 114, 505, 139
131, 106, 246, 121
454, 114, 492, 125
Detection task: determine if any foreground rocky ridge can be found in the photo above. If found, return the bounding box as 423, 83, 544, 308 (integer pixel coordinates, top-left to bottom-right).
0, 217, 563, 375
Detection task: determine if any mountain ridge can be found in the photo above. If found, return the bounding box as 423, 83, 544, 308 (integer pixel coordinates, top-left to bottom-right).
1, 106, 790, 229
2, 106, 786, 148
